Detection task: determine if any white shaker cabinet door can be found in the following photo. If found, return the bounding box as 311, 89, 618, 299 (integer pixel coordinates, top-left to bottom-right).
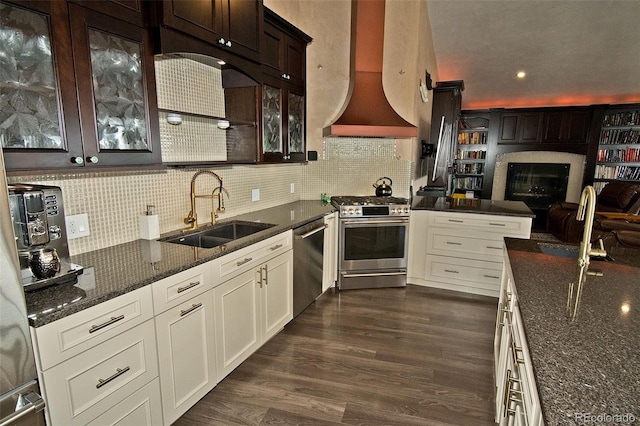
261, 250, 293, 341
214, 268, 261, 380
155, 290, 217, 424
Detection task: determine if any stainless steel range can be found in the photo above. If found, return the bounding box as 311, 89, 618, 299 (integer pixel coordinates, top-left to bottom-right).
331, 196, 410, 290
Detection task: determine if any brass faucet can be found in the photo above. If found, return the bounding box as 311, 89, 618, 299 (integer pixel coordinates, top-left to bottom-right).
184, 170, 228, 230
566, 185, 607, 320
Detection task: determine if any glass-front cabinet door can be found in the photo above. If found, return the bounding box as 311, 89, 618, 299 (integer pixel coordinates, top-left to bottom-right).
260, 77, 305, 163
69, 3, 160, 167
1, 1, 160, 171
261, 83, 282, 158
1, 0, 83, 170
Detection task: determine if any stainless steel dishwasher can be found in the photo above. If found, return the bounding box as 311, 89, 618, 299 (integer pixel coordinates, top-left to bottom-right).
293, 218, 326, 317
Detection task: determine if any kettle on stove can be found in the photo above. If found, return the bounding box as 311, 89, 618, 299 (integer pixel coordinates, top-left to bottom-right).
373, 177, 393, 197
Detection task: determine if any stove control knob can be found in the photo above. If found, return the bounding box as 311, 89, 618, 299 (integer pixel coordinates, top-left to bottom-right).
347, 208, 354, 215
391, 208, 397, 214
403, 208, 410, 214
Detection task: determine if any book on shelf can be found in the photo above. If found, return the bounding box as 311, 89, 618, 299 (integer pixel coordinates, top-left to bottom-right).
597, 147, 640, 162
594, 164, 640, 181
455, 149, 486, 160
599, 129, 640, 144
602, 110, 640, 127
457, 131, 487, 144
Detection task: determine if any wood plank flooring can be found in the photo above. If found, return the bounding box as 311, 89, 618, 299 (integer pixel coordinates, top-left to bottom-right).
175, 285, 498, 425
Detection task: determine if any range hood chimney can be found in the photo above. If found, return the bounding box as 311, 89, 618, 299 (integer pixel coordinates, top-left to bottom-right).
323, 0, 417, 138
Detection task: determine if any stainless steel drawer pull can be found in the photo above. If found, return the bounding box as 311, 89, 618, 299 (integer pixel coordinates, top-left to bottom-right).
96, 366, 130, 389
89, 315, 125, 333
444, 269, 459, 274
236, 257, 253, 266
177, 281, 201, 293
446, 241, 462, 245
448, 219, 464, 223
486, 246, 502, 250
484, 274, 500, 279
489, 222, 506, 227
270, 244, 283, 251
180, 303, 203, 317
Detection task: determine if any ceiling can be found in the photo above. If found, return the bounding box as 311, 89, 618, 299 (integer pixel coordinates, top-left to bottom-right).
426, 0, 640, 110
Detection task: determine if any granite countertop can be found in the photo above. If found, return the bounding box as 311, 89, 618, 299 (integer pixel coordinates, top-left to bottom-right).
26, 201, 335, 328
505, 238, 639, 424
412, 196, 536, 217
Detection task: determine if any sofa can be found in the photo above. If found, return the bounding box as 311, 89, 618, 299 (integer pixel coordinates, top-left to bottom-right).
546, 181, 640, 244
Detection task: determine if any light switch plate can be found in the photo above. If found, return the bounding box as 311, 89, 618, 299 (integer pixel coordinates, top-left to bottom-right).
290, 183, 295, 193
251, 188, 260, 202
66, 213, 90, 239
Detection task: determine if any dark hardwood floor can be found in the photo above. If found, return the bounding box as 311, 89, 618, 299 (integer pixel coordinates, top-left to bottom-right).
175, 285, 498, 425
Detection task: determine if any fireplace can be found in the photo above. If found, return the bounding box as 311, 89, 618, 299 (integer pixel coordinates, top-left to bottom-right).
505, 163, 570, 209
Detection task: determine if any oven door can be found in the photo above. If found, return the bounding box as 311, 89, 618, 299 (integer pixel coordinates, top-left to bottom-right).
339, 217, 409, 271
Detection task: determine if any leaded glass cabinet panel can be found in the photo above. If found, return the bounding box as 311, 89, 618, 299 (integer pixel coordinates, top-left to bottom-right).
262, 84, 282, 154
287, 92, 304, 155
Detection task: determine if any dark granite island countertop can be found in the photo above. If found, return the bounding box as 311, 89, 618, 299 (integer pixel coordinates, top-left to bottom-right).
412, 196, 536, 218
505, 238, 640, 424
25, 201, 335, 327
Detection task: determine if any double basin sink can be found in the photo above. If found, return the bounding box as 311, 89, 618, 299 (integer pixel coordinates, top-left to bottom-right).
160, 221, 276, 249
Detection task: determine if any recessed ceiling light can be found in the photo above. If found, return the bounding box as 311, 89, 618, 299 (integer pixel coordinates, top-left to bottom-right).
516, 71, 526, 79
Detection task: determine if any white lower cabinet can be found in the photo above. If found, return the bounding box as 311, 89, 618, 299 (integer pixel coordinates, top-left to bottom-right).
40, 319, 159, 425
408, 210, 531, 297
495, 250, 543, 425
87, 378, 163, 426
214, 249, 293, 380
155, 290, 216, 424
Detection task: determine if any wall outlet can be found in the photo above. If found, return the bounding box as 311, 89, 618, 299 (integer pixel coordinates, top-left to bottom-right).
251, 188, 260, 202
290, 183, 295, 193
66, 213, 90, 239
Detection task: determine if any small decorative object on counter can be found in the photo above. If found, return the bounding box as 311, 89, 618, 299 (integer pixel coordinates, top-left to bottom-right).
321, 193, 331, 204
139, 204, 160, 240
373, 177, 393, 196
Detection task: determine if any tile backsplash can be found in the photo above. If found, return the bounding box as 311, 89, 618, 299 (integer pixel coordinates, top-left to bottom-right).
8, 138, 411, 256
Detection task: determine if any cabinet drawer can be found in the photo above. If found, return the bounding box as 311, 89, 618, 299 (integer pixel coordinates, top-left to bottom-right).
86, 378, 162, 426
215, 231, 292, 281
42, 320, 158, 426
32, 286, 153, 370
426, 228, 505, 261
424, 254, 503, 297
427, 211, 531, 239
152, 262, 213, 314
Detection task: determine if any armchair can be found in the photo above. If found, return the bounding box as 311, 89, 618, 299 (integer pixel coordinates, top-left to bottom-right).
546, 181, 640, 243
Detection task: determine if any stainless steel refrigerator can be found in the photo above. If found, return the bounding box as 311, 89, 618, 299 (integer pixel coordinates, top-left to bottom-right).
0, 150, 46, 425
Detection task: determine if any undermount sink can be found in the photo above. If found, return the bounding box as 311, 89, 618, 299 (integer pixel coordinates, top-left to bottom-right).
161, 221, 276, 249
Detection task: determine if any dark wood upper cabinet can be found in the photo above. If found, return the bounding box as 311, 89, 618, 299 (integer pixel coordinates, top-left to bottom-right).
68, 0, 144, 26
262, 13, 308, 87
1, 0, 161, 172
541, 109, 591, 144
154, 0, 263, 63
497, 111, 543, 143
259, 9, 312, 163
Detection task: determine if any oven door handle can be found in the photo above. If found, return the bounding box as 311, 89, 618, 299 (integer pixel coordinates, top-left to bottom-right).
342, 219, 409, 225
341, 271, 407, 278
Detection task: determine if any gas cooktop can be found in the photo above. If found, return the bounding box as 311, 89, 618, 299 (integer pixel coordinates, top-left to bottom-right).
330, 196, 409, 206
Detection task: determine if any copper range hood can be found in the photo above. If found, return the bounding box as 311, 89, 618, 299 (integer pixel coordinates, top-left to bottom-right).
323, 0, 417, 138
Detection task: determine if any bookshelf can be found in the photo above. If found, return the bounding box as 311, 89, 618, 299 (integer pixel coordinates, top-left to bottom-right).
594, 107, 640, 193
454, 113, 489, 197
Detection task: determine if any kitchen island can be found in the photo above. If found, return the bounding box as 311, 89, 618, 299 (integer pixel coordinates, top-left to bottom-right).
412, 195, 536, 217
504, 238, 639, 424
25, 201, 335, 327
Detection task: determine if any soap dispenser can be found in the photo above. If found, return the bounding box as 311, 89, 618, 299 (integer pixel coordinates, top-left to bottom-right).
139, 204, 160, 240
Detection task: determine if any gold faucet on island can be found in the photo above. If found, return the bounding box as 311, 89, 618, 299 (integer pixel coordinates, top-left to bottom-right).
566, 185, 607, 320
184, 170, 229, 230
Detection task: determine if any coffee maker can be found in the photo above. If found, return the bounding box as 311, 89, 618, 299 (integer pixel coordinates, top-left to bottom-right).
8, 184, 83, 291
